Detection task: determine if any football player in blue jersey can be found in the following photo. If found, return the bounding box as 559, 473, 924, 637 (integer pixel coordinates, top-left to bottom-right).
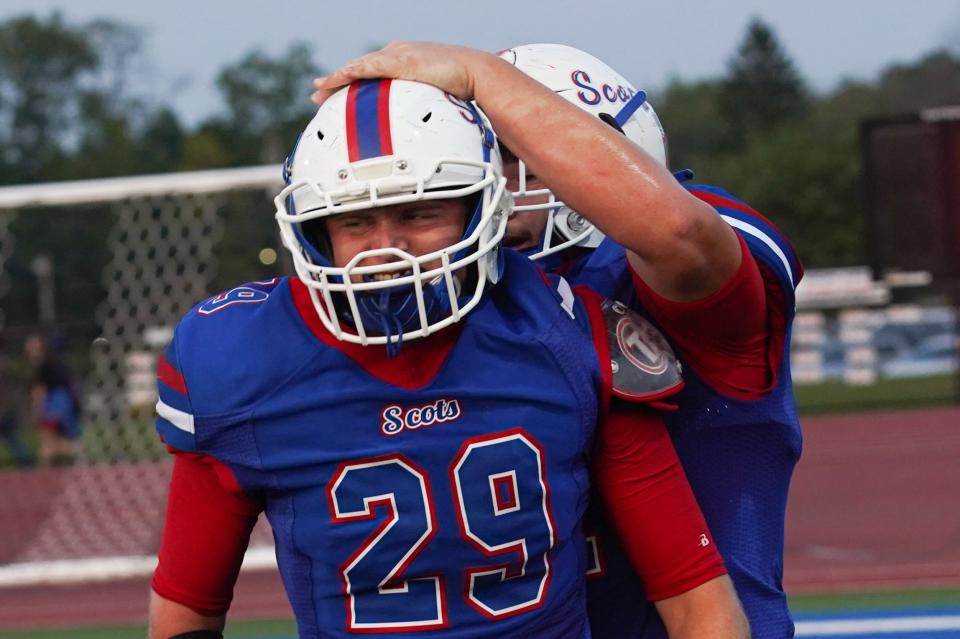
149, 79, 747, 639
315, 42, 803, 639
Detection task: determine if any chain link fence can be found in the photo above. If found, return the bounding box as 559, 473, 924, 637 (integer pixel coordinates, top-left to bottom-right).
0, 168, 282, 571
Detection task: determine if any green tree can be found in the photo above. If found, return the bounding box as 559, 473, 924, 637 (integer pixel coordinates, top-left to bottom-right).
0, 14, 167, 183
83, 18, 142, 97
654, 79, 726, 170
211, 42, 322, 165
657, 28, 960, 269
708, 112, 864, 267
719, 17, 810, 147
178, 126, 233, 170
0, 14, 98, 182
0, 13, 179, 330
138, 108, 186, 174
871, 50, 960, 113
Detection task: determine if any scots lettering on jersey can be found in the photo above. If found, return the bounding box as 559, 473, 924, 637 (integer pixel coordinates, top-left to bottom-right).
570, 70, 636, 107
380, 398, 462, 436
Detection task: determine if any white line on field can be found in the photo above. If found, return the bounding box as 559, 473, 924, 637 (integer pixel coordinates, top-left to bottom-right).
796, 615, 960, 636
0, 545, 277, 587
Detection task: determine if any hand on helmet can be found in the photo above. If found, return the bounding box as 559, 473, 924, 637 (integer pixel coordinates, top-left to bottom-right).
312, 41, 490, 106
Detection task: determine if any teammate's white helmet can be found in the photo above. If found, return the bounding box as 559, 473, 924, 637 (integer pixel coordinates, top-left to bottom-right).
499, 43, 668, 260
275, 79, 510, 347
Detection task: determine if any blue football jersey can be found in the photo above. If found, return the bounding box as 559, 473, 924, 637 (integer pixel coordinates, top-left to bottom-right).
156, 250, 605, 639
566, 185, 803, 639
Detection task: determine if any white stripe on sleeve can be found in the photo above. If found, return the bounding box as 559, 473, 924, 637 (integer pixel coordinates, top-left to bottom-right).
720, 215, 795, 289
156, 399, 195, 434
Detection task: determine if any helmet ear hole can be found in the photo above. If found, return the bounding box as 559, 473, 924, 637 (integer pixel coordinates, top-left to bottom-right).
598, 112, 625, 135
498, 144, 517, 164
301, 218, 332, 260
421, 112, 432, 123
461, 193, 482, 231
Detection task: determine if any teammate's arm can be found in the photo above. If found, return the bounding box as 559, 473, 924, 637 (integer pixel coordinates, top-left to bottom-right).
593, 404, 749, 638
149, 453, 263, 639
148, 591, 225, 639
313, 42, 742, 302
655, 577, 750, 639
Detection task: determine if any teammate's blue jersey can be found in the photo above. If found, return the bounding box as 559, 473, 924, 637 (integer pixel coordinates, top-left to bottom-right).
156, 250, 605, 639
565, 185, 803, 639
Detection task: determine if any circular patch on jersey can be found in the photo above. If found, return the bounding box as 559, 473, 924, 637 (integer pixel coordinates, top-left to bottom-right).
601, 298, 682, 401
615, 315, 670, 375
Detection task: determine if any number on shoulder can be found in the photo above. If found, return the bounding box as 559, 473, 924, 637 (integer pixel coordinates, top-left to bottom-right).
197, 278, 280, 316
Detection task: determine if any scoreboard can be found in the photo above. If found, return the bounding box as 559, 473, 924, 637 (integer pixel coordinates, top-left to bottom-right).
861, 107, 960, 285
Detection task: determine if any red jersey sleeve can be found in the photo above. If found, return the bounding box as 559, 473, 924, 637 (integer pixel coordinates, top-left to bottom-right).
593, 403, 726, 600
630, 233, 785, 398
151, 452, 264, 616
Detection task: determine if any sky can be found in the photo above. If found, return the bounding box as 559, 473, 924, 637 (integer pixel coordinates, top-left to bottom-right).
2, 0, 959, 126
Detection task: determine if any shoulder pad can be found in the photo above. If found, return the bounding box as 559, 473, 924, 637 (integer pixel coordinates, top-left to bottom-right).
173, 277, 313, 416
601, 299, 683, 402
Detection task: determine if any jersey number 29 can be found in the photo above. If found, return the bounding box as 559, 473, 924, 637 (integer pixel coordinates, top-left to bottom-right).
327, 428, 555, 632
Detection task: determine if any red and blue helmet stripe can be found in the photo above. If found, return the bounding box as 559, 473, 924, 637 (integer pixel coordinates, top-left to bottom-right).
345, 79, 394, 161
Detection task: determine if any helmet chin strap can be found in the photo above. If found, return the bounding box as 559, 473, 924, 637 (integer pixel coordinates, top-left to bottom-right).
373, 295, 406, 358
344, 274, 462, 357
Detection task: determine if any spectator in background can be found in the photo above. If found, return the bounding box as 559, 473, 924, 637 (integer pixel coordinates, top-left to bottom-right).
0, 337, 33, 467
25, 334, 82, 466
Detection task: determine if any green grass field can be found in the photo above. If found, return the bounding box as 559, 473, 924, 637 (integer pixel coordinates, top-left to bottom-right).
794, 373, 958, 415
0, 617, 297, 639
789, 587, 960, 612
3, 589, 959, 638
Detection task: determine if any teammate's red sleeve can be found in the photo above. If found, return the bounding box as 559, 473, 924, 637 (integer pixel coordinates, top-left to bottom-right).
593, 403, 726, 601
629, 233, 776, 398
151, 453, 264, 616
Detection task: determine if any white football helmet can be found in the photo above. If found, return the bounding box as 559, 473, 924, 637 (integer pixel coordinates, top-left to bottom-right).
499, 43, 668, 260
275, 79, 510, 347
